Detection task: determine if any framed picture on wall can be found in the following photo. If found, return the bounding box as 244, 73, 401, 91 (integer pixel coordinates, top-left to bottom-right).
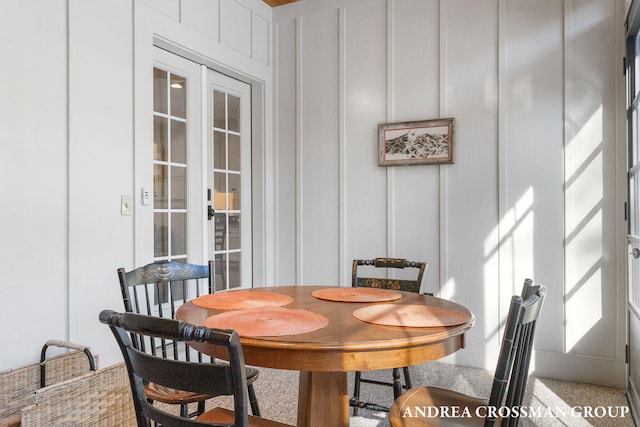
378, 118, 455, 166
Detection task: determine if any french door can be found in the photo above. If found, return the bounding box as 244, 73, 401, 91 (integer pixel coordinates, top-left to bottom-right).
206, 69, 252, 292
626, 1, 640, 422
150, 47, 252, 291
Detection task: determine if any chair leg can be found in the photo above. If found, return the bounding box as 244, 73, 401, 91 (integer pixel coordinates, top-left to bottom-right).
196, 401, 206, 416
351, 371, 362, 416
180, 403, 188, 418
248, 383, 261, 416
402, 366, 413, 390
392, 368, 403, 400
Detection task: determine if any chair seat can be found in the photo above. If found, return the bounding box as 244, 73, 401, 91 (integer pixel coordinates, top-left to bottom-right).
197, 407, 293, 426
389, 386, 494, 427
247, 366, 259, 382
145, 365, 257, 404
145, 383, 216, 405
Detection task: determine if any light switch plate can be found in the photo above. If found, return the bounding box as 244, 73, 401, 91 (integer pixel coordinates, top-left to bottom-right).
121, 195, 133, 216
141, 187, 151, 206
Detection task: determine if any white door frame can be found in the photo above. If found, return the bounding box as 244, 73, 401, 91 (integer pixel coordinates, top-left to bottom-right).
132, 14, 269, 285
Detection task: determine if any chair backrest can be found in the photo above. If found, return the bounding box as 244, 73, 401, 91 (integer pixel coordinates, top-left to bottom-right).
351, 258, 427, 293
99, 310, 249, 427
117, 261, 214, 361
485, 279, 547, 427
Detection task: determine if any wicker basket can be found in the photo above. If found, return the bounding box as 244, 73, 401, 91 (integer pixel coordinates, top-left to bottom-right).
0, 341, 135, 427
0, 345, 95, 421
20, 363, 135, 426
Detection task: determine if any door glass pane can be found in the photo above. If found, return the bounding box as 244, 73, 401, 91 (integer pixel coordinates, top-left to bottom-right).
229, 174, 240, 210
171, 213, 187, 255
153, 67, 188, 263
229, 213, 240, 250
209, 85, 249, 291
213, 172, 227, 210
214, 212, 227, 290
171, 166, 186, 209
228, 134, 240, 171
154, 164, 168, 209
171, 120, 187, 163
228, 95, 240, 132
214, 253, 227, 292
154, 69, 168, 114
154, 212, 168, 258
228, 252, 241, 287
154, 117, 168, 161
213, 131, 226, 169
214, 91, 225, 129
170, 75, 186, 118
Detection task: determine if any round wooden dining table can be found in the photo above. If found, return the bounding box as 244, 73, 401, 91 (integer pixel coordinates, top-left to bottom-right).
176, 285, 474, 427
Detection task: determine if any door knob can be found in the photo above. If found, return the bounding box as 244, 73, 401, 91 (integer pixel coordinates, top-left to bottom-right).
208, 206, 215, 221
633, 248, 640, 259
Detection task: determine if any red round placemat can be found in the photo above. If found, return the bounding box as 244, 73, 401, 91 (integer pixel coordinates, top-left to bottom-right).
203, 306, 329, 337
192, 291, 293, 310
311, 287, 402, 303
353, 304, 470, 327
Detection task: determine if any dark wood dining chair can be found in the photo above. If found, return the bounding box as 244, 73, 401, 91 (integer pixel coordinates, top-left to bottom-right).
388, 279, 547, 427
349, 257, 428, 415
99, 310, 292, 427
117, 261, 260, 418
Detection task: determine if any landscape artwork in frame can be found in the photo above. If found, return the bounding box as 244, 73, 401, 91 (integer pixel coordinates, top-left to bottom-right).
378, 118, 455, 166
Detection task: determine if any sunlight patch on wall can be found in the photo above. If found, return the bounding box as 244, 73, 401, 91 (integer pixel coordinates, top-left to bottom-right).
441, 276, 456, 301
482, 187, 534, 344
566, 212, 603, 352
565, 106, 602, 175
484, 187, 534, 295
564, 106, 604, 353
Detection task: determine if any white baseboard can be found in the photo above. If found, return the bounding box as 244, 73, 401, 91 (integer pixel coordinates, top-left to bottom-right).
436, 345, 627, 389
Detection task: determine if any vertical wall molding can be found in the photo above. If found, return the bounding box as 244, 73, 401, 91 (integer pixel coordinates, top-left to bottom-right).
295, 16, 303, 283
272, 21, 281, 284
497, 0, 508, 322
65, 0, 71, 343
338, 7, 347, 283
386, 0, 396, 258
200, 65, 208, 263
562, 0, 572, 355
438, 0, 447, 292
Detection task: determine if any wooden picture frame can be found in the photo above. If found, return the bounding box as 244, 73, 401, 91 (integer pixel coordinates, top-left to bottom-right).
378, 118, 455, 166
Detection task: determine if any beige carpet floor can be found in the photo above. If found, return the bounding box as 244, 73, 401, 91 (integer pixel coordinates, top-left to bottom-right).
200, 361, 634, 426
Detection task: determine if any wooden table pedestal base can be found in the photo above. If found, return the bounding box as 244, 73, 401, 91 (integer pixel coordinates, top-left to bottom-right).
297, 371, 349, 427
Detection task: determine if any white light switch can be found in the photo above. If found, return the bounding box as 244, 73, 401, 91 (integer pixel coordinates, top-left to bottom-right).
121, 195, 133, 216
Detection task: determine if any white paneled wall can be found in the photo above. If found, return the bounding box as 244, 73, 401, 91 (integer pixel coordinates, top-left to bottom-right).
0, 0, 69, 370
442, 0, 501, 367
273, 0, 627, 386
300, 9, 341, 283
0, 0, 273, 370
343, 1, 389, 279
67, 0, 135, 366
